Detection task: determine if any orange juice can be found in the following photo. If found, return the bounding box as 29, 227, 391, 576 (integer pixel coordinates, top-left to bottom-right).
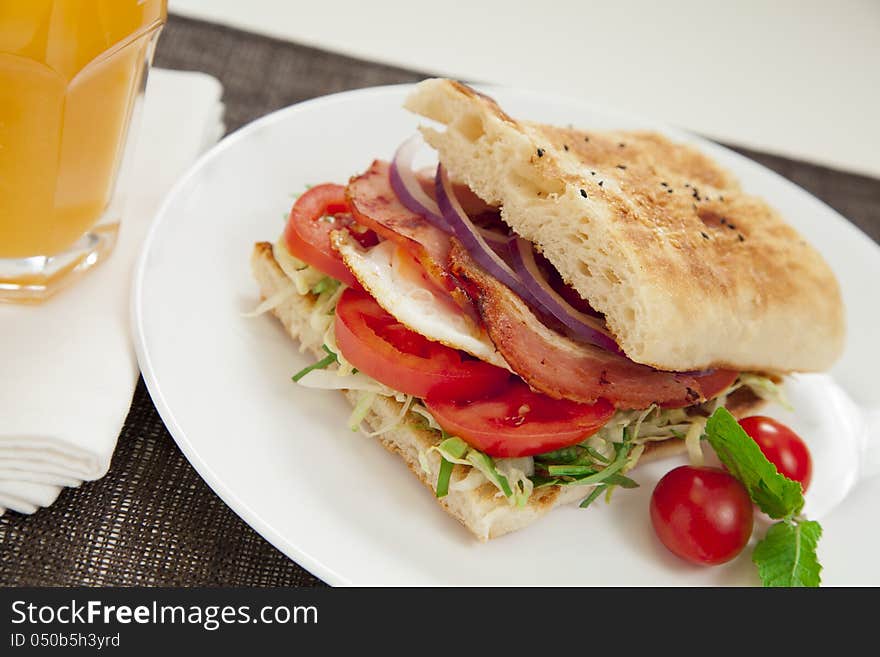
0, 0, 166, 298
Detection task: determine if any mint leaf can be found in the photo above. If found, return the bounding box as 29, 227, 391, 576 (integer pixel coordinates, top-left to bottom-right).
704, 407, 804, 518
704, 407, 824, 587
753, 520, 822, 587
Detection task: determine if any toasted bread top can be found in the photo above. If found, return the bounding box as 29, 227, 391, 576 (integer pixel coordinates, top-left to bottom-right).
405, 78, 845, 373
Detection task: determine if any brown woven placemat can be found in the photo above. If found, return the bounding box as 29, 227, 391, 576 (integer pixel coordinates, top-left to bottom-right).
1, 14, 877, 587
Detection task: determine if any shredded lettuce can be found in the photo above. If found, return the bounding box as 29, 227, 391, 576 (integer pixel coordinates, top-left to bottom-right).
269, 239, 347, 355
409, 404, 445, 432
273, 238, 325, 295
417, 450, 433, 477
410, 377, 772, 509
432, 435, 471, 465
321, 321, 357, 376
592, 404, 691, 450
433, 436, 469, 498
311, 277, 340, 296
421, 434, 532, 506
684, 417, 707, 466
534, 438, 636, 490
296, 369, 391, 393
435, 458, 455, 498
737, 373, 792, 410
243, 282, 296, 317
348, 391, 377, 431
449, 468, 488, 492
494, 457, 535, 508
623, 444, 645, 474
535, 386, 735, 506
367, 394, 414, 437
467, 451, 513, 498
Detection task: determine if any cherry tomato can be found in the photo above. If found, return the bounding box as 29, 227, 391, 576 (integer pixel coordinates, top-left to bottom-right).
650, 466, 754, 566
334, 287, 509, 401
283, 183, 377, 287
425, 379, 614, 458
738, 416, 812, 491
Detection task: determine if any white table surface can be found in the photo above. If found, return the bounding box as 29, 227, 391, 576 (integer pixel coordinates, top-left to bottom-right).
169, 0, 880, 179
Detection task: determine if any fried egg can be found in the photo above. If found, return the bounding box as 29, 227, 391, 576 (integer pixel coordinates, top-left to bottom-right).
334, 235, 509, 370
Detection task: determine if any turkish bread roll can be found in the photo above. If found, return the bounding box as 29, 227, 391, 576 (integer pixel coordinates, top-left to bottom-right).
404, 78, 845, 373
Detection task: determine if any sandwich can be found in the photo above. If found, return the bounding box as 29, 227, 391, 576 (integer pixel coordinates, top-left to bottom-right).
250, 78, 844, 541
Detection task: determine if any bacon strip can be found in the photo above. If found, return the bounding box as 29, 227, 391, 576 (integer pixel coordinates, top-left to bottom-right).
449, 239, 737, 409
346, 160, 451, 289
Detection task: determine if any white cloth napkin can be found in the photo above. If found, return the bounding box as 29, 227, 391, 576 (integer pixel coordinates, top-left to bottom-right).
0, 68, 225, 515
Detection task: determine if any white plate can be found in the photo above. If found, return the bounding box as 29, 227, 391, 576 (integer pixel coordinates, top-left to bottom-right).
132, 84, 880, 586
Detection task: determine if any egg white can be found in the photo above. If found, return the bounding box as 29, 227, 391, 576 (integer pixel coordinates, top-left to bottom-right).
334, 235, 509, 370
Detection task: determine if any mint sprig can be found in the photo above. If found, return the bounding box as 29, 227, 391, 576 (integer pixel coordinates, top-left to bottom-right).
752, 519, 822, 587
705, 408, 804, 519
704, 408, 822, 587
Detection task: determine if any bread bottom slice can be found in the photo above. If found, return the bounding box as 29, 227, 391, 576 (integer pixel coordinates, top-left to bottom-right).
251, 241, 763, 541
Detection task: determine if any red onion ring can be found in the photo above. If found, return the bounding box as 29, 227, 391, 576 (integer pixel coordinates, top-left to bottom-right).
389, 135, 448, 231
509, 237, 622, 352
477, 227, 514, 259
435, 164, 541, 307
435, 163, 621, 353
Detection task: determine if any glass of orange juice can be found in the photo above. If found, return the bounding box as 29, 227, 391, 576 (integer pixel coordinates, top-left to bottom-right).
0, 0, 167, 302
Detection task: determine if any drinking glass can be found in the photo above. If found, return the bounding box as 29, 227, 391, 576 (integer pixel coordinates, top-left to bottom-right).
0, 0, 168, 302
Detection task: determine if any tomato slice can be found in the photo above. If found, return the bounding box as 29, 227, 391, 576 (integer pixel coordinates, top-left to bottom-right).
425, 380, 615, 457
334, 287, 509, 401
283, 184, 377, 286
